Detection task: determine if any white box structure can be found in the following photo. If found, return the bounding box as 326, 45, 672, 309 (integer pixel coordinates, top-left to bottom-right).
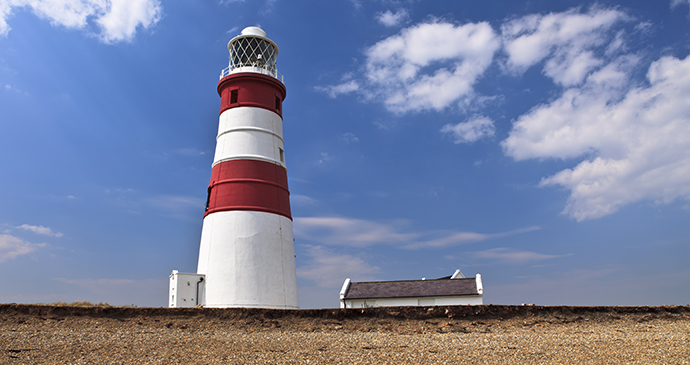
169, 270, 205, 308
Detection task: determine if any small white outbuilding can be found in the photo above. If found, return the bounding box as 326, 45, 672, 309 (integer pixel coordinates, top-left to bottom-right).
339, 270, 483, 308
169, 270, 205, 308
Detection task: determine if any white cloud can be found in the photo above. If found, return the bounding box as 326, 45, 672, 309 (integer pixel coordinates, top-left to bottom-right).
376, 9, 408, 27
0, 0, 162, 43
469, 247, 569, 264
365, 21, 500, 113
340, 132, 359, 144
175, 148, 206, 156
441, 116, 496, 144
501, 7, 628, 86
671, 0, 690, 12
316, 6, 633, 116
317, 152, 333, 165
0, 234, 47, 262
315, 80, 359, 98
291, 194, 318, 206
318, 21, 500, 114
15, 224, 63, 237
503, 54, 690, 220
407, 226, 541, 250
296, 245, 380, 288
294, 217, 417, 247
503, 56, 637, 161
0, 2, 11, 37
294, 216, 540, 249
3, 83, 28, 95
605, 30, 626, 57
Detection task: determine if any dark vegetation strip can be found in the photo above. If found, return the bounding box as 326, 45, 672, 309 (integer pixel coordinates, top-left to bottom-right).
1, 303, 688, 322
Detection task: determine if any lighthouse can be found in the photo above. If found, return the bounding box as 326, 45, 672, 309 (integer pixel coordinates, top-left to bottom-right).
170, 26, 298, 309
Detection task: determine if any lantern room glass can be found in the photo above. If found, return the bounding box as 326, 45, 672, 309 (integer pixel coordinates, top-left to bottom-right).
222, 36, 279, 79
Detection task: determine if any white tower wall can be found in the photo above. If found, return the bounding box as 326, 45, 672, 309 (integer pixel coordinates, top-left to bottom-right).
197, 211, 297, 308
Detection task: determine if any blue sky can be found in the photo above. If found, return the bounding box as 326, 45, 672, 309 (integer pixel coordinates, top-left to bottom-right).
1, 0, 689, 308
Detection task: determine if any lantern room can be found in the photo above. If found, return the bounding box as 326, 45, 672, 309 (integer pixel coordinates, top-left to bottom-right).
220, 26, 281, 81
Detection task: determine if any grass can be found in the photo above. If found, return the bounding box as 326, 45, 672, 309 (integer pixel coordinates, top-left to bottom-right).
47, 301, 112, 307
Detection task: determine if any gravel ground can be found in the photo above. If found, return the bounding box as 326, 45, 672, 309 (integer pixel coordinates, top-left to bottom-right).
1, 304, 689, 364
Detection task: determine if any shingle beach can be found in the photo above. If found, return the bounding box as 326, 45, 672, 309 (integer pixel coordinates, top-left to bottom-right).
2, 304, 688, 364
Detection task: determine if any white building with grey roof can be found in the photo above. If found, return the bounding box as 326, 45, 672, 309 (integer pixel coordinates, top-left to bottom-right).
340, 270, 483, 308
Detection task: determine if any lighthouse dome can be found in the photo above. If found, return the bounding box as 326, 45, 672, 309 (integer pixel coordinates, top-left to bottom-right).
241, 26, 266, 37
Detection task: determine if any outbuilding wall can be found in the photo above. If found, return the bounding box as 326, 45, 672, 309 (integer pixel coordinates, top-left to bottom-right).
342, 295, 483, 308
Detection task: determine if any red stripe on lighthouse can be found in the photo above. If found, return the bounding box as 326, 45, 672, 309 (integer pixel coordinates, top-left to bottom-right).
218, 72, 287, 118
204, 159, 291, 219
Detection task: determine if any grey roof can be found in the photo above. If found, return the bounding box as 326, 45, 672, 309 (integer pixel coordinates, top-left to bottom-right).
343, 278, 479, 300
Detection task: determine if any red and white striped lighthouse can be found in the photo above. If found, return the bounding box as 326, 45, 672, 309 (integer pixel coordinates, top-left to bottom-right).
196, 26, 298, 309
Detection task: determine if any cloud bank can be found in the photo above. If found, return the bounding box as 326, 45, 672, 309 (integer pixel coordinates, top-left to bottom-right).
0, 234, 47, 262
318, 6, 690, 220
441, 116, 496, 144
376, 9, 408, 27
16, 224, 63, 237
504, 55, 690, 220
320, 20, 500, 114
0, 0, 162, 43
501, 7, 628, 86
469, 247, 570, 264
293, 216, 539, 249
296, 245, 380, 288
501, 7, 690, 220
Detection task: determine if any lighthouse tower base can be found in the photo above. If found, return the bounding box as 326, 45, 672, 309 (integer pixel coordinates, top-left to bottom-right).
196, 210, 299, 309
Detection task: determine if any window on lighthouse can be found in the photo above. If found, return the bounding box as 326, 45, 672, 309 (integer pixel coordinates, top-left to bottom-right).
230, 89, 238, 104
204, 186, 212, 212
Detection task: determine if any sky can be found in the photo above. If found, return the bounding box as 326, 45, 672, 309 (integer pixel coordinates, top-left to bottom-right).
1, 0, 689, 309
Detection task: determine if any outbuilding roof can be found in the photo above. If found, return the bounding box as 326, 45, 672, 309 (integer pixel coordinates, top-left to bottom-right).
342, 277, 480, 300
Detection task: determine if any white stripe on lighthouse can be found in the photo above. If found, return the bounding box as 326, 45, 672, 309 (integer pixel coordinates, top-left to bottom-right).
213, 107, 285, 168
